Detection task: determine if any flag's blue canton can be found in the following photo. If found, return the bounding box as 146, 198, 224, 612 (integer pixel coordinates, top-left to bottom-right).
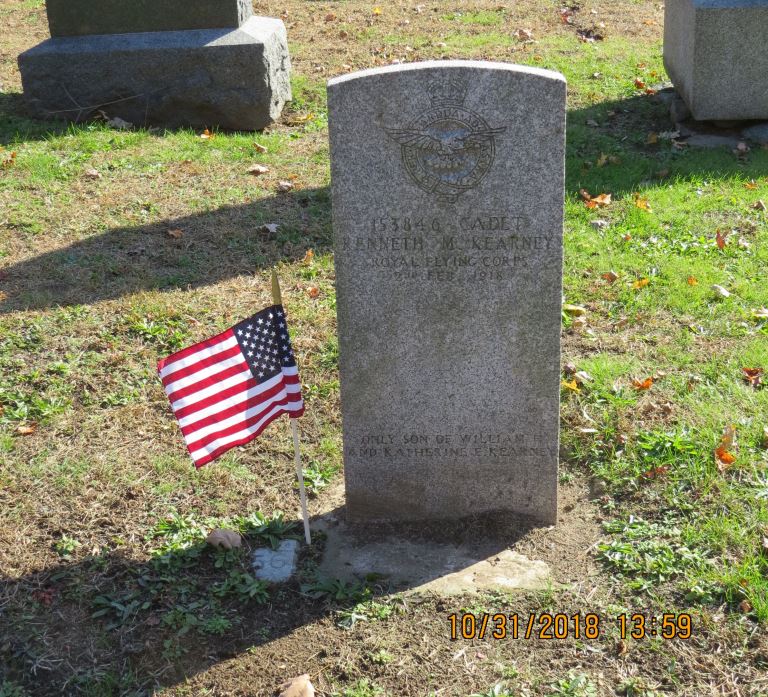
233, 305, 297, 384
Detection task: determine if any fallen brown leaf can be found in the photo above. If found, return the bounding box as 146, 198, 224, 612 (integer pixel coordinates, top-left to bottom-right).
741, 367, 764, 388
167, 228, 183, 239
601, 270, 619, 283
16, 424, 37, 436
307, 286, 320, 298
715, 229, 727, 250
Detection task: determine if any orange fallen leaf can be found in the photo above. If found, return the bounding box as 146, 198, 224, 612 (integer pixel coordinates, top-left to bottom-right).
715, 229, 727, 250
591, 193, 612, 207
307, 286, 320, 298
633, 278, 650, 289
741, 367, 764, 388
632, 377, 654, 390
561, 379, 580, 392
744, 180, 758, 190
16, 424, 37, 436
303, 249, 315, 264
199, 129, 214, 140
623, 233, 632, 241
601, 270, 619, 283
687, 276, 698, 286
634, 195, 651, 211
167, 228, 183, 239
641, 465, 669, 480
1, 151, 17, 168
633, 78, 646, 89
715, 425, 737, 472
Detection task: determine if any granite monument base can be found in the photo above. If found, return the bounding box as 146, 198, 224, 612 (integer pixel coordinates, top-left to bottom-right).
664, 0, 768, 121
18, 17, 291, 131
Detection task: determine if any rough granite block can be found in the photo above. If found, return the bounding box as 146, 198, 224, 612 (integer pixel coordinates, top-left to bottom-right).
664, 0, 768, 120
18, 17, 291, 131
328, 61, 565, 525
45, 0, 253, 37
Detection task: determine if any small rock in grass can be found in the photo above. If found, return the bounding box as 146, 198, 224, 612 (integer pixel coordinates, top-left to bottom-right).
206, 529, 242, 550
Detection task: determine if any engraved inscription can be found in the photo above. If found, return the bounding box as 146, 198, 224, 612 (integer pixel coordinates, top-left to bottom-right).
340, 211, 557, 281
346, 432, 555, 459
384, 78, 506, 202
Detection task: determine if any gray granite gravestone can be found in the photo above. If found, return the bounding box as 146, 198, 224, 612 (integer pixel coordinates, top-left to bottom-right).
664, 0, 768, 121
328, 61, 565, 526
18, 0, 291, 131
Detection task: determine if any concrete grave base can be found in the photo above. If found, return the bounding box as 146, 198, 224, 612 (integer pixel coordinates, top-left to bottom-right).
317, 516, 551, 596
18, 16, 291, 131
664, 0, 768, 121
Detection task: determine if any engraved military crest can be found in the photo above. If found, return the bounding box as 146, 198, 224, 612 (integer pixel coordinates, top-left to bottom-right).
384, 78, 506, 203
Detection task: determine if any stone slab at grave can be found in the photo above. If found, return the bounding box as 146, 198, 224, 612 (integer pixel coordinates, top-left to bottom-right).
18, 0, 291, 131
664, 0, 768, 121
45, 0, 254, 37
328, 61, 565, 526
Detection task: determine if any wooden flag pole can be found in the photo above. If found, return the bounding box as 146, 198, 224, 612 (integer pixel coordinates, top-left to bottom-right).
272, 270, 311, 545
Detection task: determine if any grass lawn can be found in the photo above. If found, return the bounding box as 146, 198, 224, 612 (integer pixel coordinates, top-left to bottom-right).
1, 0, 767, 695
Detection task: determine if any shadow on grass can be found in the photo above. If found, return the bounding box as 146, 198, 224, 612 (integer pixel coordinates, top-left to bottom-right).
0, 93, 72, 146
3, 90, 768, 315
0, 186, 333, 315
566, 92, 768, 196
0, 505, 539, 695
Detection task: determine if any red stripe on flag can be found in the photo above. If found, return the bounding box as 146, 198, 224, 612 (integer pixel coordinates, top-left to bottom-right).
185, 390, 304, 450
157, 327, 235, 372
166, 360, 250, 406
192, 403, 306, 468
161, 343, 243, 389
179, 377, 298, 437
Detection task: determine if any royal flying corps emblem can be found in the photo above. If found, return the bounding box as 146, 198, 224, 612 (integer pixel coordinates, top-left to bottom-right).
384, 78, 506, 202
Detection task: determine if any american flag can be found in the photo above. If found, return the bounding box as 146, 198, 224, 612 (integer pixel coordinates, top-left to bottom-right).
158, 305, 304, 468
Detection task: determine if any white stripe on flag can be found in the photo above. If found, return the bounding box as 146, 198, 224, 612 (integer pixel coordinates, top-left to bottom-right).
159, 335, 239, 379
188, 397, 304, 462
166, 367, 252, 410
184, 385, 302, 445
163, 352, 249, 396
178, 376, 301, 428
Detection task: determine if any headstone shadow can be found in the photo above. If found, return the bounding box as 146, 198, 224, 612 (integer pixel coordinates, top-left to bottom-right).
0, 186, 332, 315
1, 504, 544, 694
